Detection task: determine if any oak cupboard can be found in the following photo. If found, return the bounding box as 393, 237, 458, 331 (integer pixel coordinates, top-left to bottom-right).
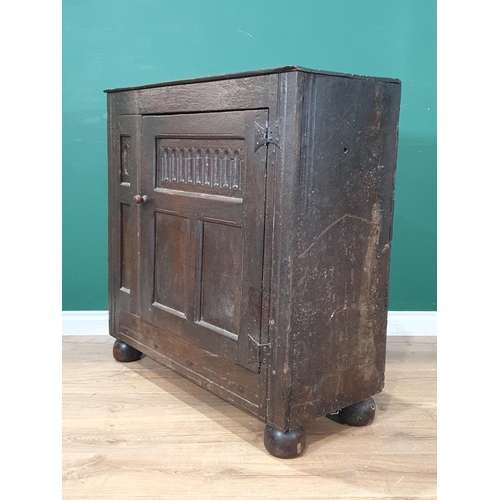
105, 67, 401, 458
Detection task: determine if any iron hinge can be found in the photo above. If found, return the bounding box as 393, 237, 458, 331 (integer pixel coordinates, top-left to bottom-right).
254, 119, 281, 152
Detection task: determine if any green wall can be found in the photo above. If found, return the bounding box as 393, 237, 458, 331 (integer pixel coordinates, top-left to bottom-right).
63, 0, 436, 311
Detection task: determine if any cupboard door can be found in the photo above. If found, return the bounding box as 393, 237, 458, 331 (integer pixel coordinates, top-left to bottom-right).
139, 110, 268, 372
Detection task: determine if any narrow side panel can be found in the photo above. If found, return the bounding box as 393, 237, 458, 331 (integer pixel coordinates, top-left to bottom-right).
108, 109, 141, 333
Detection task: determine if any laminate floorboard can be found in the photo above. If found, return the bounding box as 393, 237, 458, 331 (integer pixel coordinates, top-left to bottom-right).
62, 336, 436, 499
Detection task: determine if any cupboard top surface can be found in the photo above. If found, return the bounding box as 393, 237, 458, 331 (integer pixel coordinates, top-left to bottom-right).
104, 65, 401, 93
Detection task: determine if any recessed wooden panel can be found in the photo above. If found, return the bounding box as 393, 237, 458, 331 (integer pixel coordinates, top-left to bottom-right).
200, 222, 243, 336
120, 204, 131, 292
154, 213, 189, 316
120, 135, 131, 184
156, 138, 245, 196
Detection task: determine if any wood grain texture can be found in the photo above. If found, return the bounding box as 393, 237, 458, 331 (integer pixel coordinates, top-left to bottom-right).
62, 336, 436, 499
288, 74, 402, 429
109, 74, 276, 115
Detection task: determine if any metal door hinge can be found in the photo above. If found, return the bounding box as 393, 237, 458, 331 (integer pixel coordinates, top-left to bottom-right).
248, 334, 271, 359
254, 119, 281, 152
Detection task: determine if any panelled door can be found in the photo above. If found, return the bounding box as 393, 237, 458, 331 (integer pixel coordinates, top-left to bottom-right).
137, 110, 268, 372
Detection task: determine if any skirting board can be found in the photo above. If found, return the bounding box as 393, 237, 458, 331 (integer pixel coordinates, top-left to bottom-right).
62, 311, 437, 336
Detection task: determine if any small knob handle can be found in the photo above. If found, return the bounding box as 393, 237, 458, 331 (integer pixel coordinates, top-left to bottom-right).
133, 194, 149, 205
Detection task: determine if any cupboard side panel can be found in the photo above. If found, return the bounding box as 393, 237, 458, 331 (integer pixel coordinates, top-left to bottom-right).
289, 75, 402, 428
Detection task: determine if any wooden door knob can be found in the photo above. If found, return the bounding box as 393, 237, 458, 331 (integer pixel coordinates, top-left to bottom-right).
133, 194, 149, 205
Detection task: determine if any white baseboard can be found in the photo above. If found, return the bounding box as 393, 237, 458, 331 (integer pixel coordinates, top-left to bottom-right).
62, 311, 109, 336
387, 311, 437, 336
62, 310, 437, 336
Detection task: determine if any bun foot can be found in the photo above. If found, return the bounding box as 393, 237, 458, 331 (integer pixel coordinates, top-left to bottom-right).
112, 340, 142, 362
338, 396, 376, 426
264, 425, 306, 458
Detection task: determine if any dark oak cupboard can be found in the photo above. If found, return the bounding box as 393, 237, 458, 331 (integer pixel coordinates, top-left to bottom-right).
106, 67, 401, 458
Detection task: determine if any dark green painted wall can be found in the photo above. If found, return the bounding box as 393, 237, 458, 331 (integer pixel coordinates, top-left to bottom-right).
62, 0, 436, 311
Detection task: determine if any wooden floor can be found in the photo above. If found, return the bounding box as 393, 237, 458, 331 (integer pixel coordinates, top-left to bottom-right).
62, 336, 436, 500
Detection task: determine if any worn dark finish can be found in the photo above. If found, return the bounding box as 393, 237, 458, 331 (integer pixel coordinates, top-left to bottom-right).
264, 425, 306, 459
106, 66, 401, 457
104, 65, 400, 94
112, 339, 142, 362
337, 397, 376, 426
